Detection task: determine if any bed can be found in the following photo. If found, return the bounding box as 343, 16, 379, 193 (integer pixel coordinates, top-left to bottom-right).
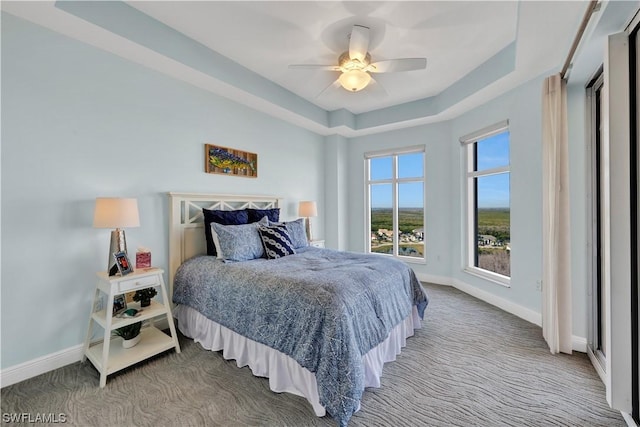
168, 193, 428, 426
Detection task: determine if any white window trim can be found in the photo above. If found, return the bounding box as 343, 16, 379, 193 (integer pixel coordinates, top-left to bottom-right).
365, 144, 427, 159
461, 122, 511, 286
460, 120, 509, 144
365, 146, 426, 264
464, 266, 511, 286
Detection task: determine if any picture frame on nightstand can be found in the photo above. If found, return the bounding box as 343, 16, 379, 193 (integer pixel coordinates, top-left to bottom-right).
112, 294, 127, 316
113, 251, 133, 276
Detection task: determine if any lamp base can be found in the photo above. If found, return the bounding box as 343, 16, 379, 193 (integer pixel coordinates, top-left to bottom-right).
305, 217, 313, 243
108, 228, 128, 275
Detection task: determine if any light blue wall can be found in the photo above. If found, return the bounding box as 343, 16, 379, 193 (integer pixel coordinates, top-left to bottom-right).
348, 74, 547, 311
346, 74, 548, 318
1, 14, 325, 369
449, 74, 546, 314
324, 134, 349, 250
343, 70, 608, 339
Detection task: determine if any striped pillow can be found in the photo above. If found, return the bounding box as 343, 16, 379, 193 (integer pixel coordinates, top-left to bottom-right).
257, 224, 296, 259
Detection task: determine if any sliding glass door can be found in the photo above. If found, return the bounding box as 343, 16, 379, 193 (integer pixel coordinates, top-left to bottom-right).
632, 23, 639, 425
588, 71, 607, 375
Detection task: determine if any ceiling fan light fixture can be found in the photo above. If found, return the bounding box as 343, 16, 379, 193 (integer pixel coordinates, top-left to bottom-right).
338, 69, 371, 92
289, 25, 426, 96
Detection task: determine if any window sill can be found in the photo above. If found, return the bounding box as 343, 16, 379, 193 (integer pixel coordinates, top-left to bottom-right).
463, 267, 511, 288
399, 256, 427, 265
368, 252, 426, 265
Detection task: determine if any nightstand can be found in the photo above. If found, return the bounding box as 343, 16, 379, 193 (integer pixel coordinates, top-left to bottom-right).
82, 268, 181, 387
310, 240, 325, 248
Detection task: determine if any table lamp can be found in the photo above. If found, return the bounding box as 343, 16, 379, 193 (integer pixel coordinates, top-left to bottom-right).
298, 201, 317, 242
93, 197, 140, 274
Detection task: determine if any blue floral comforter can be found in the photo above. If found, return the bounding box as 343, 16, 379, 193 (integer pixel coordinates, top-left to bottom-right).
173, 247, 428, 426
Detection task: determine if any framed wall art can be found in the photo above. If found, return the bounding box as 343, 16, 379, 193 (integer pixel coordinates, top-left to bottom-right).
205, 144, 258, 178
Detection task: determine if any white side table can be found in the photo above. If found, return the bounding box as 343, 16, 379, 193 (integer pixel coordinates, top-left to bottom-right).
310, 240, 325, 248
82, 267, 181, 387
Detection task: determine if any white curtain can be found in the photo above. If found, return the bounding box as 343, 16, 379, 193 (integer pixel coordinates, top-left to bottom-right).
541, 73, 572, 354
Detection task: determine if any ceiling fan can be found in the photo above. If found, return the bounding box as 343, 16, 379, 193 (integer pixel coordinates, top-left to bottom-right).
289, 25, 427, 94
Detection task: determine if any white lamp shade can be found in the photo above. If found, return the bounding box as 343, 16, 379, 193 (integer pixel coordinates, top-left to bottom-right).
338, 70, 371, 92
93, 198, 140, 228
298, 201, 318, 217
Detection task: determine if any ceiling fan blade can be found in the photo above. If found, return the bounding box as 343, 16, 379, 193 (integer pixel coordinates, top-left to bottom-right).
316, 79, 341, 98
367, 58, 427, 73
289, 64, 341, 71
349, 25, 370, 62
366, 77, 388, 98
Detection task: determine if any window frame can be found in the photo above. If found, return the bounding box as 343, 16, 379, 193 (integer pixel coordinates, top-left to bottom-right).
364, 145, 426, 264
460, 121, 511, 286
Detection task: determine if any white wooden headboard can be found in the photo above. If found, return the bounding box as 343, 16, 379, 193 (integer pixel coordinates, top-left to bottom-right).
168, 192, 282, 297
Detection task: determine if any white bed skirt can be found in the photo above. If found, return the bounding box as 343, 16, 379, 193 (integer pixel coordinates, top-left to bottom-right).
174, 305, 422, 417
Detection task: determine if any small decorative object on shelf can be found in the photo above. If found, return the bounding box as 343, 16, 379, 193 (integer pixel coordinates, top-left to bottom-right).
113, 294, 127, 316
136, 247, 151, 269
113, 251, 133, 276
114, 322, 142, 349
117, 308, 141, 319
133, 287, 157, 307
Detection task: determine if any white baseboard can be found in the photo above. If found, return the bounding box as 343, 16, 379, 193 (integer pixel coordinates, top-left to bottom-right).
0, 344, 84, 388
415, 273, 452, 286
418, 274, 587, 353
1, 318, 175, 388
587, 346, 606, 383
418, 273, 541, 326
572, 335, 588, 353
622, 411, 638, 427
451, 277, 542, 326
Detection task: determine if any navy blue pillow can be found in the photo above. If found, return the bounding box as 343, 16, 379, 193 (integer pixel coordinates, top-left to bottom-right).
257, 224, 296, 259
247, 208, 280, 223
203, 208, 249, 256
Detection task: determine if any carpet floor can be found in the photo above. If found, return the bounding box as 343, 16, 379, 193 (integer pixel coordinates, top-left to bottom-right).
1, 283, 625, 426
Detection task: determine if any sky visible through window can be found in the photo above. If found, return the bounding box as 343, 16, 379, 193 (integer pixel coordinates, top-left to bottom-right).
370, 153, 423, 208
476, 132, 510, 208
370, 133, 510, 210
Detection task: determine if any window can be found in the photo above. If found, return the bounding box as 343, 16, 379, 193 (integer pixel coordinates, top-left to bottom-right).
365, 147, 425, 262
461, 122, 511, 283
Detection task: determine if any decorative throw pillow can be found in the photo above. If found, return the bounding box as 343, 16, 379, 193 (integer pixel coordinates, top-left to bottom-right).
210, 217, 268, 262
247, 208, 280, 223
203, 208, 249, 256
257, 224, 296, 259
269, 218, 308, 249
